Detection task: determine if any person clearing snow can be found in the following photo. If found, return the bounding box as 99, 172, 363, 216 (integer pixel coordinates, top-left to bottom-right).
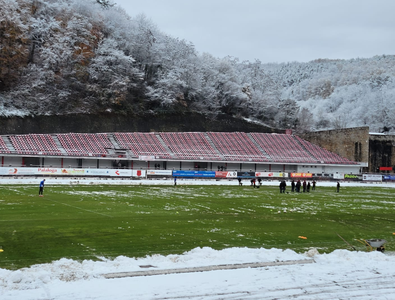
39, 179, 45, 196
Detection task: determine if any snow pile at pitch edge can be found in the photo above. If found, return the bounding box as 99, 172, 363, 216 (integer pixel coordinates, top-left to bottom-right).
1, 247, 394, 292
1, 247, 303, 291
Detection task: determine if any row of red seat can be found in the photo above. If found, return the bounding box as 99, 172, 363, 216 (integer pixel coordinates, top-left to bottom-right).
57, 133, 112, 156
207, 132, 267, 162
10, 134, 62, 155
0, 137, 11, 153
159, 132, 221, 160
114, 132, 171, 158
251, 133, 316, 163
0, 132, 357, 164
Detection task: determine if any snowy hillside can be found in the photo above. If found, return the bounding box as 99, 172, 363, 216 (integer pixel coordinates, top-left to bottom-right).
1, 0, 395, 133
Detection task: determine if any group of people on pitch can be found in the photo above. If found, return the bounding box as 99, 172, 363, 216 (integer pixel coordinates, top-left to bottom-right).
283, 179, 317, 193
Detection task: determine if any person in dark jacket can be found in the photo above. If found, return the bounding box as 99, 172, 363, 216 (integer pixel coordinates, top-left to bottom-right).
39, 179, 45, 196
279, 180, 286, 193
296, 180, 301, 192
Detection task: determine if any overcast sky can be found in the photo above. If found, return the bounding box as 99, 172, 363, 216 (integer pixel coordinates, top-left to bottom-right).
113, 0, 395, 64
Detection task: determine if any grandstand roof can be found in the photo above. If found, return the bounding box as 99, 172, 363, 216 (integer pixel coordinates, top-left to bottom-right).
0, 132, 358, 165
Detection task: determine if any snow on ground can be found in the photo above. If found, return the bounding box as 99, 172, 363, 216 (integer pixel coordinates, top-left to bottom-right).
1, 178, 395, 299
1, 247, 395, 300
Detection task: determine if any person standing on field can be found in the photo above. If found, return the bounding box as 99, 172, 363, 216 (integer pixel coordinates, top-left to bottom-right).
39, 179, 45, 196
279, 180, 286, 193
296, 180, 301, 192
337, 181, 340, 192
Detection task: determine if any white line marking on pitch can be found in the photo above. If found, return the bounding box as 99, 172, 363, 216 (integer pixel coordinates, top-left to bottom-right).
44, 197, 113, 218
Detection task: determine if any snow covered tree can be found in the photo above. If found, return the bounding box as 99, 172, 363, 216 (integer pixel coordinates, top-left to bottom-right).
295, 107, 314, 133
0, 0, 29, 91
88, 37, 143, 111
96, 0, 114, 9
1, 0, 395, 133
275, 99, 299, 129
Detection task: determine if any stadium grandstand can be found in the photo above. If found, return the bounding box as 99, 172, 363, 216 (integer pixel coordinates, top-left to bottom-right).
0, 132, 365, 180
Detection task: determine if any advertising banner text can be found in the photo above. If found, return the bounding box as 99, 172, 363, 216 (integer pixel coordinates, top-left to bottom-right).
290, 173, 313, 178
215, 171, 238, 178
363, 174, 382, 181
172, 170, 216, 178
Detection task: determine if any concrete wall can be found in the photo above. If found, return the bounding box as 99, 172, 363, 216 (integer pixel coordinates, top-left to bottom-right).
132, 161, 148, 169
2, 156, 22, 167
98, 160, 113, 169
82, 159, 97, 169
44, 157, 62, 168
301, 127, 369, 164
166, 161, 180, 170
62, 158, 79, 168
180, 161, 195, 170
301, 127, 395, 173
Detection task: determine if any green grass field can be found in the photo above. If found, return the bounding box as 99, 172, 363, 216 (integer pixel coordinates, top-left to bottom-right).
0, 184, 394, 270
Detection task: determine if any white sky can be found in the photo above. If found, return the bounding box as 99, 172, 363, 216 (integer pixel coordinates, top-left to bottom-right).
113, 0, 395, 63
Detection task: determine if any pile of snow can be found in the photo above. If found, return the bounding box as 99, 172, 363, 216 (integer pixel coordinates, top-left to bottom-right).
1, 247, 395, 299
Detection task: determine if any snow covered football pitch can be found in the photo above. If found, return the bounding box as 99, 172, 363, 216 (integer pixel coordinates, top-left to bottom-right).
1, 181, 395, 270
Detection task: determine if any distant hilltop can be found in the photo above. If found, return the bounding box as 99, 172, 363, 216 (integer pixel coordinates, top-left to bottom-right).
1, 0, 394, 133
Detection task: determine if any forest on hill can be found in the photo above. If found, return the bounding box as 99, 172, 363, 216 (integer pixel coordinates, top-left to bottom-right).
1, 0, 395, 133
